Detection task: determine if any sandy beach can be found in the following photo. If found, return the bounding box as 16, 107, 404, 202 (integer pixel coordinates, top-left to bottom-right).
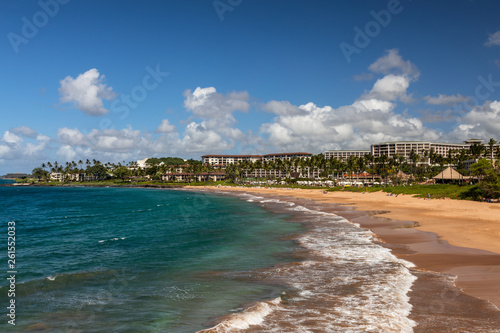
186, 185, 500, 315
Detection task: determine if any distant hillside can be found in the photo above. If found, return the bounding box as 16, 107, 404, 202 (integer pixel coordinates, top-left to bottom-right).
0, 173, 31, 179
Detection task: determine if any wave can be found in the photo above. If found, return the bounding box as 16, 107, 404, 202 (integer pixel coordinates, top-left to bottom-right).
288, 206, 417, 332
98, 237, 127, 243
197, 297, 281, 333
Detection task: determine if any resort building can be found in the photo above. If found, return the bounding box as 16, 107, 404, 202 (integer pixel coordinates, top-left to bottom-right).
201, 153, 311, 166
163, 165, 191, 173
136, 158, 150, 169
370, 139, 486, 165
201, 154, 262, 166
162, 172, 225, 182
324, 150, 370, 161
262, 152, 312, 161
50, 172, 64, 181
49, 173, 98, 182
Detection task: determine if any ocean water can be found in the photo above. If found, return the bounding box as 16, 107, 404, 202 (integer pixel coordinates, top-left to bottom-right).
8, 186, 487, 331
0, 187, 302, 332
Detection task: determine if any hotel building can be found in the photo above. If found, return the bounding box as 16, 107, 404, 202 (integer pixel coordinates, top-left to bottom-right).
262, 152, 312, 161
370, 139, 484, 164
201, 154, 262, 166
325, 150, 370, 161
201, 152, 311, 166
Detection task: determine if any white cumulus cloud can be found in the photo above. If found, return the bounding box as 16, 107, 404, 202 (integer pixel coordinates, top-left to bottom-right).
183, 87, 250, 119
181, 122, 233, 153
57, 145, 77, 161
485, 31, 500, 47
262, 100, 306, 116
10, 126, 38, 138
156, 119, 177, 133
258, 70, 440, 153
59, 68, 117, 116
2, 131, 23, 145
362, 74, 411, 102
448, 100, 500, 141
368, 48, 420, 78
58, 128, 87, 146
424, 94, 471, 106
0, 130, 51, 161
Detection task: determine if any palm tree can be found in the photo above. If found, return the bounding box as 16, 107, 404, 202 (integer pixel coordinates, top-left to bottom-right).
488, 138, 497, 160
409, 149, 419, 181
363, 153, 374, 182
346, 155, 356, 183
302, 157, 312, 179
32, 167, 48, 181
391, 154, 402, 185
356, 156, 366, 185
435, 154, 446, 183
225, 163, 241, 183
469, 142, 484, 162
376, 154, 390, 185
275, 159, 284, 180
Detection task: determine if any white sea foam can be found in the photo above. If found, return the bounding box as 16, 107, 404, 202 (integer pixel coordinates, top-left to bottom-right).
203, 192, 418, 332
46, 276, 56, 281
245, 200, 417, 332
237, 193, 264, 203
98, 237, 127, 243
197, 297, 281, 333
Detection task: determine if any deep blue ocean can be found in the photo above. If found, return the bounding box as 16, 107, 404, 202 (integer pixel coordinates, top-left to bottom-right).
0, 186, 301, 332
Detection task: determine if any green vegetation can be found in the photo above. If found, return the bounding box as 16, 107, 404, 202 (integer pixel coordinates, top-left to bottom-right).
145, 157, 185, 166
328, 186, 382, 193
384, 184, 471, 199
469, 158, 500, 199
113, 166, 131, 181
329, 184, 480, 200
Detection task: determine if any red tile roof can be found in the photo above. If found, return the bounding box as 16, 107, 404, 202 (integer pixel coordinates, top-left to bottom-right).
263, 152, 312, 156
201, 155, 262, 158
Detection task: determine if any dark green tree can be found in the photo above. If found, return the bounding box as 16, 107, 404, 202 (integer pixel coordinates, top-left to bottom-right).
32, 167, 49, 181
113, 166, 131, 181
86, 164, 108, 180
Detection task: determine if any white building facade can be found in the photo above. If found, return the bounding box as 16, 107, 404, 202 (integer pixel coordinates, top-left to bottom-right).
202, 153, 311, 166
325, 150, 370, 161
370, 139, 487, 165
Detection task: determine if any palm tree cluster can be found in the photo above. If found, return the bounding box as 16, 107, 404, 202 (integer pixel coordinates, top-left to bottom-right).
32, 159, 127, 182
31, 157, 224, 183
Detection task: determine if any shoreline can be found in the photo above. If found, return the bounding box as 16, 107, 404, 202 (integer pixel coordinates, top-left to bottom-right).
186, 186, 500, 314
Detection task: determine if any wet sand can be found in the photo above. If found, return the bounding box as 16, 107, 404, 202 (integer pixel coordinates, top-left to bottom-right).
187, 186, 500, 331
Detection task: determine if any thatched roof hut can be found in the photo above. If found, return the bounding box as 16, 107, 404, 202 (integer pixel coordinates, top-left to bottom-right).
395, 170, 411, 181
433, 167, 468, 183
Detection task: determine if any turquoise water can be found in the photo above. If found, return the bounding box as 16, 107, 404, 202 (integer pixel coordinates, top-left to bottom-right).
0, 187, 301, 332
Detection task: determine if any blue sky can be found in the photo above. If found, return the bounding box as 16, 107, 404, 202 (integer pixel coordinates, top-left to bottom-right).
1, 0, 500, 174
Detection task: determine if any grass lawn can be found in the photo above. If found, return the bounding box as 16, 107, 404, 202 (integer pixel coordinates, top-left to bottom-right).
328, 184, 478, 200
